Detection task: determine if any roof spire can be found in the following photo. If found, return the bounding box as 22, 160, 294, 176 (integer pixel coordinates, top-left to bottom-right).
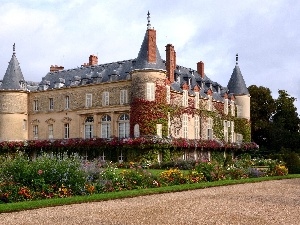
13, 43, 16, 55
236, 53, 238, 65
147, 11, 151, 29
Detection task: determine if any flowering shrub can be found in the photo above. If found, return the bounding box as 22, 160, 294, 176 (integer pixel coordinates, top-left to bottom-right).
159, 169, 186, 185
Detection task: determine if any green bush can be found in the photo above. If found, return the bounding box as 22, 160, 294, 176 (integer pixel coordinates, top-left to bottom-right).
283, 152, 300, 174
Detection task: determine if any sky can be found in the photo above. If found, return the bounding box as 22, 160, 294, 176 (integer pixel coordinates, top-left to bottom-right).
0, 0, 299, 112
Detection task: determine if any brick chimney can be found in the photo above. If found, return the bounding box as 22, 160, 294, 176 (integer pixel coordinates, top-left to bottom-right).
197, 61, 205, 78
50, 65, 64, 72
166, 44, 176, 83
147, 29, 156, 63
89, 55, 98, 66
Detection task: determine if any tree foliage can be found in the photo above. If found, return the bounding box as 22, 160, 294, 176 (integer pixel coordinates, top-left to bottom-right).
249, 85, 300, 154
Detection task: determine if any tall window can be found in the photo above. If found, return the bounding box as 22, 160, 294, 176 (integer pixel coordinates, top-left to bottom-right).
120, 89, 128, 105
65, 96, 70, 109
49, 98, 54, 110
156, 124, 162, 138
194, 115, 200, 139
207, 118, 213, 140
48, 124, 53, 139
64, 123, 70, 139
23, 119, 27, 130
182, 114, 188, 138
207, 96, 212, 111
224, 99, 228, 115
146, 83, 155, 101
230, 121, 235, 143
224, 120, 229, 142
237, 105, 242, 117
102, 92, 109, 106
33, 125, 38, 139
86, 94, 92, 108
134, 124, 140, 138
101, 115, 111, 138
84, 116, 94, 139
231, 101, 235, 116
118, 114, 129, 138
166, 85, 170, 104
182, 90, 188, 107
33, 100, 38, 111
195, 93, 199, 109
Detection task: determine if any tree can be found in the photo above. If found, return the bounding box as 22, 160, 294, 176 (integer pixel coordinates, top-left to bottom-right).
272, 90, 300, 132
248, 85, 275, 149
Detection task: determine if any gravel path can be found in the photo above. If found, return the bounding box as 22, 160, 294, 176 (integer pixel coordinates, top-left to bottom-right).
1, 179, 299, 225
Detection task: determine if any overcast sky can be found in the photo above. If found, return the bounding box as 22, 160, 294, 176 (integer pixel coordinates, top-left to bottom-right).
0, 0, 299, 112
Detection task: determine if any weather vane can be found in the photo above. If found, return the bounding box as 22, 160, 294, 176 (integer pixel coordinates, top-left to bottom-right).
147, 11, 151, 29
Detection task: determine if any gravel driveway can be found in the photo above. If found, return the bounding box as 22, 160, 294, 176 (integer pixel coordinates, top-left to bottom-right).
1, 179, 299, 225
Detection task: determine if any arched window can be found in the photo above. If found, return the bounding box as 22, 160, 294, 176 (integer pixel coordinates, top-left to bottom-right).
118, 114, 129, 138
85, 116, 94, 139
101, 115, 111, 138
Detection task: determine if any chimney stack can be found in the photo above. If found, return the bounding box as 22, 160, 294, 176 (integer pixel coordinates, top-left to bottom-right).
147, 29, 156, 63
50, 65, 64, 72
197, 61, 205, 78
89, 55, 98, 66
166, 44, 176, 83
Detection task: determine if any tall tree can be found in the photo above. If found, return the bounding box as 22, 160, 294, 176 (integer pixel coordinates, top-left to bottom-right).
248, 85, 275, 148
272, 90, 299, 132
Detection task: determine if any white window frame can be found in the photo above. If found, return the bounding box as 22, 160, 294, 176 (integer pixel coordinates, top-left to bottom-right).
86, 94, 92, 108
134, 124, 140, 138
49, 98, 54, 110
230, 121, 235, 143
195, 93, 199, 109
166, 85, 170, 104
182, 114, 188, 138
207, 96, 212, 111
65, 96, 70, 109
224, 120, 229, 142
182, 90, 188, 107
146, 83, 155, 101
102, 91, 109, 106
48, 124, 53, 139
156, 124, 162, 138
224, 99, 228, 115
207, 117, 213, 140
64, 123, 70, 139
84, 116, 94, 139
120, 89, 128, 105
33, 125, 38, 139
237, 105, 242, 117
194, 115, 200, 139
231, 101, 235, 116
101, 115, 111, 138
33, 100, 38, 111
118, 114, 130, 138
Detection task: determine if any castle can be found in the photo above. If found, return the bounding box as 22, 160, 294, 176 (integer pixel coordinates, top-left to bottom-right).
0, 12, 250, 144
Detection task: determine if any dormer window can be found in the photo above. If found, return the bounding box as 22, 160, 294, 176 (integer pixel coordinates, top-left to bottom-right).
231, 101, 235, 116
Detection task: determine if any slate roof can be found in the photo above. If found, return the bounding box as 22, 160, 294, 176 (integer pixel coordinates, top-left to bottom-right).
0, 49, 26, 90
227, 64, 249, 96
133, 30, 165, 70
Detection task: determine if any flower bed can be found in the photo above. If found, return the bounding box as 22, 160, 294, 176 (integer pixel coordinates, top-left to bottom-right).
0, 153, 287, 204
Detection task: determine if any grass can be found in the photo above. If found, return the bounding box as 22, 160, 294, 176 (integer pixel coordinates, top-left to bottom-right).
1, 174, 300, 214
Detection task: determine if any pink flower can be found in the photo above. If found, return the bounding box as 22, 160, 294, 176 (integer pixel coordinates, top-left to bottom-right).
38, 169, 43, 175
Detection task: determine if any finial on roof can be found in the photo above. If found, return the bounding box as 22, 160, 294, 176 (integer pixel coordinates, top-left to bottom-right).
13, 43, 16, 55
236, 53, 238, 65
147, 11, 151, 29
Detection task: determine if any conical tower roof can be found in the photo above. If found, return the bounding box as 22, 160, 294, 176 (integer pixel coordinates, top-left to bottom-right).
134, 12, 165, 70
227, 54, 249, 95
1, 44, 26, 90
